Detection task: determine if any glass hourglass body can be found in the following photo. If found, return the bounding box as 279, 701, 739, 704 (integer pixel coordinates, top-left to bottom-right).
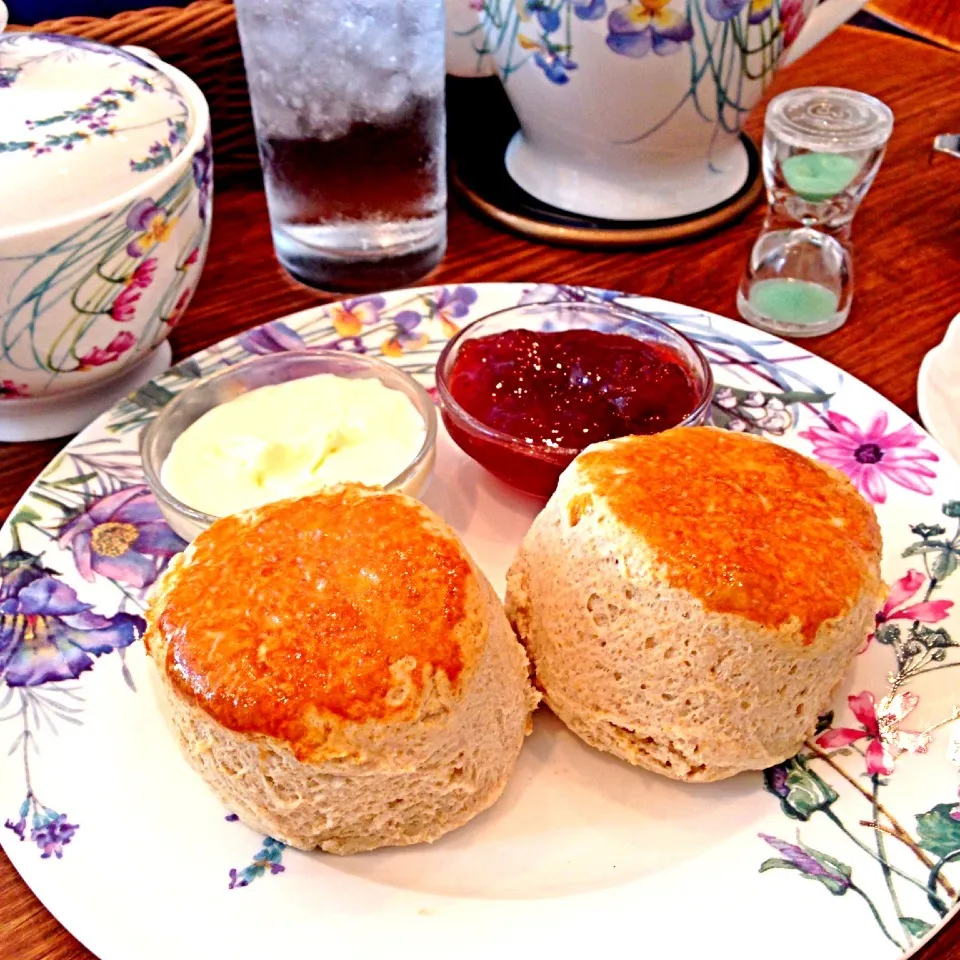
738, 87, 894, 338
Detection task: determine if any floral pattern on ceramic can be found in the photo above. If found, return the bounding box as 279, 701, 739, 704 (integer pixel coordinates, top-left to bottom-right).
800, 411, 939, 505
228, 832, 287, 889
457, 0, 863, 221
1, 284, 957, 958
760, 501, 960, 951
477, 0, 797, 104
0, 34, 192, 230
0, 132, 212, 400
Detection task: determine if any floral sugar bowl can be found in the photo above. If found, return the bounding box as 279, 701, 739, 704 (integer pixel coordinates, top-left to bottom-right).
0, 32, 212, 442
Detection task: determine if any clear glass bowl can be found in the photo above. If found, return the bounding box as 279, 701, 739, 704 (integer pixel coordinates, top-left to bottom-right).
140, 350, 438, 542
435, 301, 713, 498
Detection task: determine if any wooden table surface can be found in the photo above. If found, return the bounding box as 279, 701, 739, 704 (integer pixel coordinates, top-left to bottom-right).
866, 0, 960, 51
2, 22, 960, 960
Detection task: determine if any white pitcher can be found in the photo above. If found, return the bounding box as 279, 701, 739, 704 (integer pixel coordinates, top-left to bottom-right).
447, 0, 870, 220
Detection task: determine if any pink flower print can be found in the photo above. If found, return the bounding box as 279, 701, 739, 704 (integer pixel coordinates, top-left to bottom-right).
799, 410, 938, 504
879, 569, 953, 628
815, 690, 930, 777
77, 331, 136, 368
182, 247, 200, 268
110, 285, 141, 322
780, 0, 806, 47
863, 569, 953, 653
167, 287, 193, 328
1, 380, 29, 400
129, 257, 157, 290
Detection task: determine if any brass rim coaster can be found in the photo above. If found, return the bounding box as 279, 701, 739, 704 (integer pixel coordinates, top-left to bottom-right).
453, 131, 763, 249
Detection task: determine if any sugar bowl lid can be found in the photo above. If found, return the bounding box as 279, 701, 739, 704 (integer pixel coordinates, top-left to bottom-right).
0, 33, 195, 232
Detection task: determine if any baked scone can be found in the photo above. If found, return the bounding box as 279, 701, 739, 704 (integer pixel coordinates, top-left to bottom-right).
145, 485, 538, 853
505, 427, 884, 783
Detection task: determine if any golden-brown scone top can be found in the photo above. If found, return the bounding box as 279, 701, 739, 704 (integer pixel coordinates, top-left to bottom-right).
146, 486, 483, 760
573, 427, 882, 643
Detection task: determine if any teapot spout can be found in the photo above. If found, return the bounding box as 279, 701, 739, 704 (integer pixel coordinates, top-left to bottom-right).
782, 0, 870, 66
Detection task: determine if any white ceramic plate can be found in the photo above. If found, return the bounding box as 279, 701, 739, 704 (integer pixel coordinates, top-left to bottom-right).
919, 313, 960, 467
3, 283, 960, 960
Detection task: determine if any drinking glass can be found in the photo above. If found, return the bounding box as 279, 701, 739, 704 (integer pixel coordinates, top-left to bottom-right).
233, 0, 447, 292
737, 87, 893, 337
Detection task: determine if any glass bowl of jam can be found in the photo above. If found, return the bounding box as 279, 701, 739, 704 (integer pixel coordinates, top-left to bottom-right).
436, 301, 713, 497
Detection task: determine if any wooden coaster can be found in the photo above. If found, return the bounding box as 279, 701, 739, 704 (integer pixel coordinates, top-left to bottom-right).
452, 129, 763, 250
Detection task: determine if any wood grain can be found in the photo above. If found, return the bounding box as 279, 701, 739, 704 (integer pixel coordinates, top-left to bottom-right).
867, 0, 960, 51
2, 23, 960, 960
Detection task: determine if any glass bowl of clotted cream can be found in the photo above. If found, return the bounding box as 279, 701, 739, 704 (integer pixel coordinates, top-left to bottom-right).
140, 349, 438, 542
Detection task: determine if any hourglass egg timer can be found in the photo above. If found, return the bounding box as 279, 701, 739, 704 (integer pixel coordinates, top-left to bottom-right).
737, 87, 894, 338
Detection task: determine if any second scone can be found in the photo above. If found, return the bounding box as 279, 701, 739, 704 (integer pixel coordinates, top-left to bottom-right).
505, 427, 885, 783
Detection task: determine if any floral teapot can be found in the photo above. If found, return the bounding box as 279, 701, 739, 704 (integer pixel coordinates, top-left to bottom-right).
447, 0, 871, 220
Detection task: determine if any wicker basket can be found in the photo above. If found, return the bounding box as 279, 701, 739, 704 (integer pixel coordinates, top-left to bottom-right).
8, 0, 259, 178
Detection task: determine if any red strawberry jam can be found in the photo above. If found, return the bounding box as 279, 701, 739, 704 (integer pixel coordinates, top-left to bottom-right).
442, 328, 703, 497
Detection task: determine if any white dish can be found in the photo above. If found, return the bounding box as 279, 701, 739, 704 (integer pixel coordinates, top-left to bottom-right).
2, 283, 959, 960
919, 312, 960, 466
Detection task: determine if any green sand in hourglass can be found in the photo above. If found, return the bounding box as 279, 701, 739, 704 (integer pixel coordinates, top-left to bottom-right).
748, 278, 840, 327
781, 153, 860, 202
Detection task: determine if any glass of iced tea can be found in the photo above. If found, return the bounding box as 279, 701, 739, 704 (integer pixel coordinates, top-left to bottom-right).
233, 0, 447, 292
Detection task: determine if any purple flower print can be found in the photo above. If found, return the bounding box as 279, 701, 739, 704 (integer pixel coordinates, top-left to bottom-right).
799, 410, 939, 504
128, 74, 155, 93
762, 754, 838, 821
4, 805, 27, 840
434, 285, 478, 338
759, 833, 851, 894
574, 0, 607, 19
236, 319, 307, 356
192, 134, 213, 220
33, 812, 79, 858
606, 0, 694, 59
5, 797, 79, 859
126, 200, 161, 233
383, 311, 430, 358
57, 485, 185, 590
534, 50, 577, 84
705, 0, 743, 19
125, 200, 176, 257
0, 567, 144, 687
705, 0, 772, 23
228, 836, 286, 889
0, 551, 55, 602
329, 296, 387, 338
528, 1, 562, 32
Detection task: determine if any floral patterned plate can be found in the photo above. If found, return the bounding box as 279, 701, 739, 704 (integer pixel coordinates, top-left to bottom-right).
2, 283, 959, 960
